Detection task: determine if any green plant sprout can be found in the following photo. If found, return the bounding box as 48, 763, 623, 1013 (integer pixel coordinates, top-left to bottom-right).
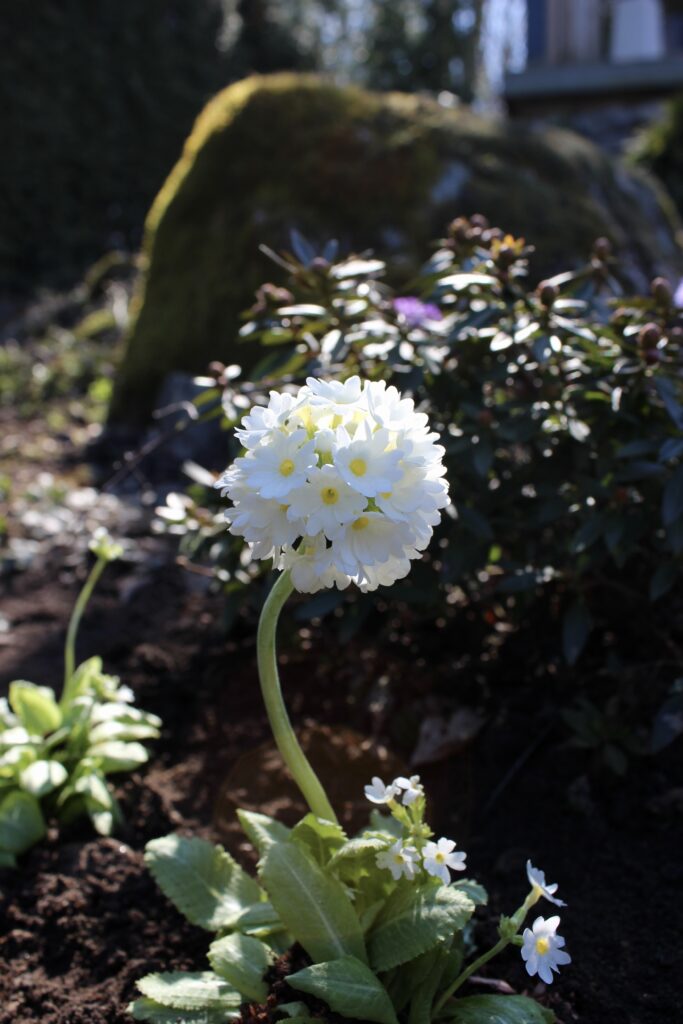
131, 381, 570, 1023
0, 529, 160, 866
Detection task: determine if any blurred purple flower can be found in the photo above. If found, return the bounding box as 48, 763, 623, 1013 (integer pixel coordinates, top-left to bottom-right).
675, 278, 683, 309
393, 296, 442, 327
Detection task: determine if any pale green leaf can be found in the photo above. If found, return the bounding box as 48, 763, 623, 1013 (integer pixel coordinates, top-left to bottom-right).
291, 813, 347, 866
89, 740, 149, 772
136, 973, 242, 1012
287, 955, 398, 1024
329, 835, 388, 869
442, 994, 554, 1023
234, 900, 286, 941
369, 885, 474, 972
128, 997, 231, 1022
145, 834, 262, 931
9, 682, 62, 736
208, 932, 271, 1001
237, 809, 291, 854
451, 878, 488, 906
88, 719, 160, 744
0, 789, 46, 853
19, 759, 68, 797
260, 841, 367, 964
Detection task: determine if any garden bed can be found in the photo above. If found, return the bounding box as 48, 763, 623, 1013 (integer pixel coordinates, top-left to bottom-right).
1, 551, 681, 1024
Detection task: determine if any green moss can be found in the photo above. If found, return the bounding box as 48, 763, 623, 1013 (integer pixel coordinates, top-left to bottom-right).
111, 74, 683, 422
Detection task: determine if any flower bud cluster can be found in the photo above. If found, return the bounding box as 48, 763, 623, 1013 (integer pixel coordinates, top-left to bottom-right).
215, 377, 449, 592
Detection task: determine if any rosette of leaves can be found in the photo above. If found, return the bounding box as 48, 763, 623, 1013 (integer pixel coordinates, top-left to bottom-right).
157, 222, 683, 667
130, 812, 552, 1024
0, 657, 160, 866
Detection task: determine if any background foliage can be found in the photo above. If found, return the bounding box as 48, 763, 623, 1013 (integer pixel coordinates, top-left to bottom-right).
157, 220, 683, 693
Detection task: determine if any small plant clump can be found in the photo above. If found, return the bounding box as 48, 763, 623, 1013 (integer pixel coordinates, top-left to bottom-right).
0, 529, 161, 866
131, 778, 567, 1024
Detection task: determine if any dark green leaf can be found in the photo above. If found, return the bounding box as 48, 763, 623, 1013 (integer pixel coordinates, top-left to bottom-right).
368, 885, 474, 972
441, 994, 554, 1023
287, 956, 398, 1024
562, 602, 593, 665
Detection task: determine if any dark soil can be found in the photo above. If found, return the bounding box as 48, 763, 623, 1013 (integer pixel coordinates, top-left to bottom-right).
1, 551, 682, 1024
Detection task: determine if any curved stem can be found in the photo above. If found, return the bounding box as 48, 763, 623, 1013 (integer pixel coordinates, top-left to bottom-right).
63, 555, 107, 700
433, 937, 509, 1016
257, 570, 338, 824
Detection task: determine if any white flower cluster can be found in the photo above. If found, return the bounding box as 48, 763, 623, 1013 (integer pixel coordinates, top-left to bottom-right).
215, 377, 449, 593
365, 774, 467, 884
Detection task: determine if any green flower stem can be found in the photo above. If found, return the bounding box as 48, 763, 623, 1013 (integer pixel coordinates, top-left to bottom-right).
63, 554, 107, 698
257, 570, 339, 824
433, 936, 509, 1015
434, 887, 540, 1016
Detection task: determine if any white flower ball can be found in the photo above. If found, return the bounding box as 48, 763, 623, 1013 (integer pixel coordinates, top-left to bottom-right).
215, 376, 449, 593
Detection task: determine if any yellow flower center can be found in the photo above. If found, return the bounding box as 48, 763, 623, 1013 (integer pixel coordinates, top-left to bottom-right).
435, 852, 446, 864
380, 491, 392, 500
393, 854, 404, 865
349, 457, 367, 477
352, 516, 370, 531
535, 937, 550, 956
321, 486, 339, 505
279, 458, 295, 477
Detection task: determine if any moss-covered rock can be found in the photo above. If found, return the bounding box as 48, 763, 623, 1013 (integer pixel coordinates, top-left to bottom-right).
111, 74, 683, 423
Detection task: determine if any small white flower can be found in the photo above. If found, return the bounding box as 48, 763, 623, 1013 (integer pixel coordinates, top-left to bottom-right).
334, 422, 403, 498
238, 429, 317, 499
364, 776, 399, 805
526, 861, 567, 908
521, 916, 571, 985
235, 390, 297, 448
422, 837, 467, 884
394, 775, 423, 806
376, 840, 420, 881
286, 465, 366, 540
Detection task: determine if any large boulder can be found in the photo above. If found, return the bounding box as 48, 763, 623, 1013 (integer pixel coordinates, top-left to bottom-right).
111, 73, 683, 423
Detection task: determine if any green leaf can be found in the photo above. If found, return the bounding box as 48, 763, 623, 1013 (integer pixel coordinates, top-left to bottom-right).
136, 973, 242, 1012
451, 878, 488, 906
408, 945, 454, 1024
562, 602, 593, 665
290, 813, 347, 866
650, 563, 678, 602
368, 885, 474, 972
19, 759, 68, 797
208, 933, 271, 1002
237, 809, 291, 854
260, 841, 367, 964
287, 956, 398, 1024
88, 719, 160, 744
9, 682, 62, 736
442, 994, 554, 1023
145, 834, 263, 931
329, 835, 389, 869
662, 464, 683, 527
0, 850, 17, 868
129, 997, 231, 1022
0, 790, 46, 853
233, 900, 286, 941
